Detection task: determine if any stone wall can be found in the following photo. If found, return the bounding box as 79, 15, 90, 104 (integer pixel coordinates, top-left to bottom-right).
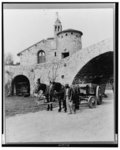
5, 38, 113, 96
19, 38, 56, 66
57, 31, 82, 59
19, 31, 83, 66
62, 38, 113, 84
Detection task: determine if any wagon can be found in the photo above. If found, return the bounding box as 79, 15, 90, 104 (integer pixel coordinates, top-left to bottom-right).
78, 83, 104, 108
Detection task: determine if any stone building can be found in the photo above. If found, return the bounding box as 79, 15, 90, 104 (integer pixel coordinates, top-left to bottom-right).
17, 15, 83, 66
5, 14, 113, 96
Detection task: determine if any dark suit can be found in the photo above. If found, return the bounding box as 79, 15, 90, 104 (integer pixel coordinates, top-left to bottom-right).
64, 87, 72, 113
71, 86, 80, 112
46, 84, 53, 111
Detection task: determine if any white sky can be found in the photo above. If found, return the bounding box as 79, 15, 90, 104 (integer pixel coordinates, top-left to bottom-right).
4, 9, 113, 62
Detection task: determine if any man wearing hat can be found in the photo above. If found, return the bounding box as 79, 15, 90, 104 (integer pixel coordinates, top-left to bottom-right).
64, 84, 72, 114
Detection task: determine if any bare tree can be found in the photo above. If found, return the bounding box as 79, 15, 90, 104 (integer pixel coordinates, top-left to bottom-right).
5, 70, 13, 96
5, 53, 14, 65
48, 62, 59, 83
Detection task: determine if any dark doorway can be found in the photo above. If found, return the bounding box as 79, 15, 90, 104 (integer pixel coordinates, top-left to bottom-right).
62, 52, 69, 59
12, 75, 30, 96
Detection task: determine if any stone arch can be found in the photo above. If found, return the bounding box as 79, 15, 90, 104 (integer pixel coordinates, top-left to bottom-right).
37, 50, 46, 63
64, 39, 113, 85
11, 75, 30, 96
72, 51, 113, 85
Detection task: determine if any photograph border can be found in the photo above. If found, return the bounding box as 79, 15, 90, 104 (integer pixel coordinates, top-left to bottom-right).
2, 2, 118, 147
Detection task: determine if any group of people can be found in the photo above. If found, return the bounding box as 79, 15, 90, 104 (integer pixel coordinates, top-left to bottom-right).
34, 79, 80, 114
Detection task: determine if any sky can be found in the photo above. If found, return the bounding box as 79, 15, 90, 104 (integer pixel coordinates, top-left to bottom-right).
4, 8, 113, 63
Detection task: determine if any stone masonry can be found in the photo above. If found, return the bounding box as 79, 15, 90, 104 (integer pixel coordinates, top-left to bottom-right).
4, 14, 113, 96
5, 38, 113, 96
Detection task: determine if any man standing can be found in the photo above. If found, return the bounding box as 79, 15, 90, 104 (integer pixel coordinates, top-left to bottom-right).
65, 84, 72, 114
47, 81, 53, 111
71, 85, 80, 113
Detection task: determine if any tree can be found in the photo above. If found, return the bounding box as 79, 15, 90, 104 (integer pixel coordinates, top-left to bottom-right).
5, 53, 14, 65
5, 70, 13, 96
48, 62, 59, 83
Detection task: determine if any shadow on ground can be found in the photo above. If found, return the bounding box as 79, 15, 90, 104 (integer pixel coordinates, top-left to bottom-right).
5, 96, 58, 117
5, 90, 113, 117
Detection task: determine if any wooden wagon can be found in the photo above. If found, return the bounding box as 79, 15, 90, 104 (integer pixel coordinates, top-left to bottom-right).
78, 83, 104, 108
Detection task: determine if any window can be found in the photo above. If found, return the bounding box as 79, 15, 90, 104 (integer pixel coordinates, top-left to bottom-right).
55, 26, 57, 31
61, 75, 64, 79
65, 33, 68, 36
61, 52, 69, 59
71, 32, 73, 34
54, 52, 56, 57
64, 63, 67, 67
38, 50, 46, 63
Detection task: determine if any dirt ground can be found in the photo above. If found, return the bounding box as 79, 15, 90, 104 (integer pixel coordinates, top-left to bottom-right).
5, 96, 58, 117
5, 90, 115, 143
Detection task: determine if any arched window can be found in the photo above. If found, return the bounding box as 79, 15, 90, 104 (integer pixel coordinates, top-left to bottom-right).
38, 50, 46, 63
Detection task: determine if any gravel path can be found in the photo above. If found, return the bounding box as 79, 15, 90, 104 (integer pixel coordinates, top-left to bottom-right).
5, 90, 114, 143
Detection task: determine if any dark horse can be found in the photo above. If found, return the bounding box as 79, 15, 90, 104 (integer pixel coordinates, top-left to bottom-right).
51, 82, 66, 112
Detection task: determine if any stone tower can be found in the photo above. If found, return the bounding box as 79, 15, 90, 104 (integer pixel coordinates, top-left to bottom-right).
54, 12, 62, 38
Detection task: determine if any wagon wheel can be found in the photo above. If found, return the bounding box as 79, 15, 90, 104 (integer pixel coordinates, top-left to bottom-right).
96, 86, 102, 105
88, 96, 97, 108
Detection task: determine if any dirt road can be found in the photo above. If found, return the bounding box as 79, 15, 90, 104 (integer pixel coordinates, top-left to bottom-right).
5, 90, 114, 143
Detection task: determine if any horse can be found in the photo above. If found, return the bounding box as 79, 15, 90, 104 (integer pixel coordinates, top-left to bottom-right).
51, 82, 66, 112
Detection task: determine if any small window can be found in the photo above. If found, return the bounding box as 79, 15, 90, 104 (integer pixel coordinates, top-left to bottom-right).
64, 63, 67, 67
62, 52, 69, 59
54, 52, 56, 57
71, 32, 73, 34
65, 33, 68, 36
61, 75, 64, 79
61, 35, 63, 38
55, 26, 57, 31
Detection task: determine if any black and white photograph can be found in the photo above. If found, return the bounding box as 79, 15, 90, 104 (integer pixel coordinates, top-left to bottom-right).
2, 2, 118, 147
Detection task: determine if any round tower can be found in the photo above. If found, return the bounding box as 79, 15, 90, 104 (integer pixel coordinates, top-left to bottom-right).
57, 29, 83, 59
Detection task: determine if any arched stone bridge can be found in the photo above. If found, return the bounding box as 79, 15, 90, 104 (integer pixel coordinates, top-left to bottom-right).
5, 38, 113, 96
58, 38, 113, 85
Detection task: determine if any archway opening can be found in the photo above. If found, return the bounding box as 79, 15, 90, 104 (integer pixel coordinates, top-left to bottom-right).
12, 75, 30, 96
72, 52, 113, 87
